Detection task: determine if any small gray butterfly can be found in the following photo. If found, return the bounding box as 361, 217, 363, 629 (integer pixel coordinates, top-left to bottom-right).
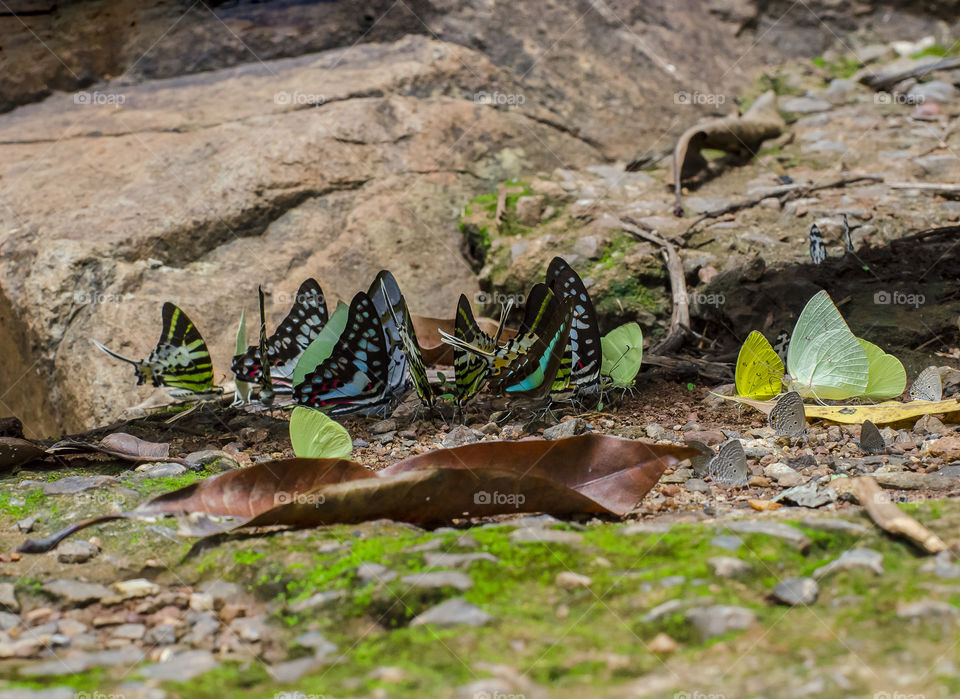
809, 224, 826, 264
768, 391, 806, 437
859, 420, 885, 454
709, 439, 749, 486
909, 367, 942, 402
685, 439, 715, 477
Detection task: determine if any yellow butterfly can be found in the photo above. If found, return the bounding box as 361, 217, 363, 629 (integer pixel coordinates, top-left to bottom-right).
735, 331, 785, 400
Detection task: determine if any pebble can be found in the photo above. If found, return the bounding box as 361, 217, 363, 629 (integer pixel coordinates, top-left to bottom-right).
763, 462, 804, 487
723, 521, 811, 552
57, 540, 100, 564
184, 449, 240, 471
775, 482, 835, 508
42, 475, 117, 495
400, 571, 473, 591
141, 649, 219, 681
707, 556, 751, 577
771, 577, 819, 606
896, 600, 959, 621
20, 647, 144, 676
685, 605, 755, 640
813, 549, 884, 579
0, 611, 20, 630
711, 535, 743, 551
112, 623, 146, 640
685, 478, 709, 493
42, 580, 112, 605
623, 522, 673, 535
288, 590, 346, 612
189, 593, 216, 612
294, 630, 338, 655
555, 572, 592, 589
111, 579, 160, 601
920, 552, 960, 579
442, 425, 480, 448
423, 552, 499, 569
928, 436, 960, 460
543, 418, 586, 440
907, 80, 958, 103
781, 96, 833, 113
478, 422, 501, 436
915, 414, 947, 435
0, 584, 19, 613
269, 655, 326, 683
144, 624, 177, 646
799, 518, 870, 536
133, 462, 187, 478
357, 562, 397, 585
647, 632, 678, 654
370, 419, 397, 435
410, 598, 492, 628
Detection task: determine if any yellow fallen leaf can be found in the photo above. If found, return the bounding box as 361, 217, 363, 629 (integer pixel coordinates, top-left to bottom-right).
713, 393, 960, 425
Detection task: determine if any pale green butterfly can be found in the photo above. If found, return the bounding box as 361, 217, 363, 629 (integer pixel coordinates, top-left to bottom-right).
786, 290, 869, 400
600, 322, 643, 388
858, 338, 906, 400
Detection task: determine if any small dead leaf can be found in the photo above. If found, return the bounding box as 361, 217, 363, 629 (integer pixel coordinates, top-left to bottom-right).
413, 314, 516, 365
748, 499, 782, 512
0, 437, 48, 472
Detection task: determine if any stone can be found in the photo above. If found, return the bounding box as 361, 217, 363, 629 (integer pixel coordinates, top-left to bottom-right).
873, 472, 955, 490
775, 482, 835, 508
144, 624, 177, 646
623, 522, 672, 535
269, 656, 325, 683
781, 96, 832, 113
799, 518, 870, 536
907, 80, 958, 103
555, 572, 592, 589
200, 580, 243, 603
42, 580, 112, 605
509, 528, 583, 544
43, 476, 116, 495
929, 436, 960, 460
111, 579, 160, 600
0, 611, 21, 630
294, 630, 338, 656
288, 590, 346, 613
686, 605, 755, 640
813, 549, 884, 579
647, 632, 678, 654
572, 235, 599, 259
189, 593, 216, 612
57, 540, 99, 564
913, 155, 957, 177
723, 521, 811, 552
141, 649, 219, 681
915, 414, 947, 435
543, 418, 586, 440
184, 449, 239, 471
357, 562, 397, 585
400, 571, 473, 591
685, 478, 709, 493
802, 139, 846, 154
711, 535, 743, 551
20, 647, 144, 676
763, 462, 804, 487
920, 552, 960, 579
112, 623, 146, 640
442, 425, 480, 448
410, 597, 492, 628
133, 462, 187, 478
896, 600, 959, 621
707, 556, 751, 577
515, 195, 545, 226
0, 583, 19, 613
423, 552, 498, 569
230, 614, 267, 642
370, 419, 397, 435
770, 577, 819, 606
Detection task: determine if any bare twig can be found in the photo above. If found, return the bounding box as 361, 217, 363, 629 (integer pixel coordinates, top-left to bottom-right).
852, 476, 947, 554
888, 182, 960, 196
682, 175, 884, 237
618, 218, 689, 355
861, 57, 960, 92
643, 353, 730, 380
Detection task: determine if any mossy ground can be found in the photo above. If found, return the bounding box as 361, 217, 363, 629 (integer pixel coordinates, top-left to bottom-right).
3, 466, 960, 698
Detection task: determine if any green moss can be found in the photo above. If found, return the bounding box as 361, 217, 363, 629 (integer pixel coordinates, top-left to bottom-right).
0, 488, 48, 519
812, 55, 860, 79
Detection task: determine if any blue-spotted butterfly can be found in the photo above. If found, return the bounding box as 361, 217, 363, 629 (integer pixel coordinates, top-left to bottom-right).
546, 257, 602, 403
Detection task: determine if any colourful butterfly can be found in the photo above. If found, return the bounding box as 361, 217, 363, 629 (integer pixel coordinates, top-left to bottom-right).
94, 303, 219, 397
366, 271, 414, 405
452, 294, 492, 412
546, 257, 602, 403
293, 291, 395, 417
231, 278, 327, 392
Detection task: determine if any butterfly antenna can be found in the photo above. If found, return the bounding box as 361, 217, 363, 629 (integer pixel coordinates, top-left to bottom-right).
91, 339, 139, 366
493, 298, 514, 345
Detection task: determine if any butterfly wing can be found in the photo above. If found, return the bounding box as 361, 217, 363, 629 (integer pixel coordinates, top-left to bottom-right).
768, 391, 806, 437
859, 420, 886, 454
293, 292, 393, 416
735, 331, 784, 400
146, 303, 216, 393
709, 439, 748, 486
257, 286, 275, 405
809, 224, 826, 264
231, 278, 328, 390
453, 294, 489, 409
367, 271, 413, 401
787, 291, 868, 400
492, 298, 573, 400
546, 257, 602, 399
909, 366, 942, 402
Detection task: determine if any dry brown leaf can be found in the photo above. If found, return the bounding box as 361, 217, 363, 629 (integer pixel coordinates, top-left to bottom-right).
412, 314, 517, 365
748, 499, 782, 512
0, 437, 48, 472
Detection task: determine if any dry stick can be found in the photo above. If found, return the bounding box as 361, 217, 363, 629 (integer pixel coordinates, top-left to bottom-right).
852, 476, 947, 554
617, 218, 690, 356
888, 182, 960, 195
642, 353, 730, 380
682, 175, 884, 238
862, 57, 960, 92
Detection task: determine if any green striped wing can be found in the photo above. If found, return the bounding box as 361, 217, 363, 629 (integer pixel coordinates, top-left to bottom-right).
146, 302, 216, 393
453, 294, 490, 409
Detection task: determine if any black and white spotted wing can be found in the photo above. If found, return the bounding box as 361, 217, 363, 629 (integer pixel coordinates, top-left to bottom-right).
809, 224, 826, 265
546, 257, 602, 401
231, 278, 328, 390
909, 366, 942, 402
842, 214, 854, 253
772, 330, 790, 364
709, 439, 749, 486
